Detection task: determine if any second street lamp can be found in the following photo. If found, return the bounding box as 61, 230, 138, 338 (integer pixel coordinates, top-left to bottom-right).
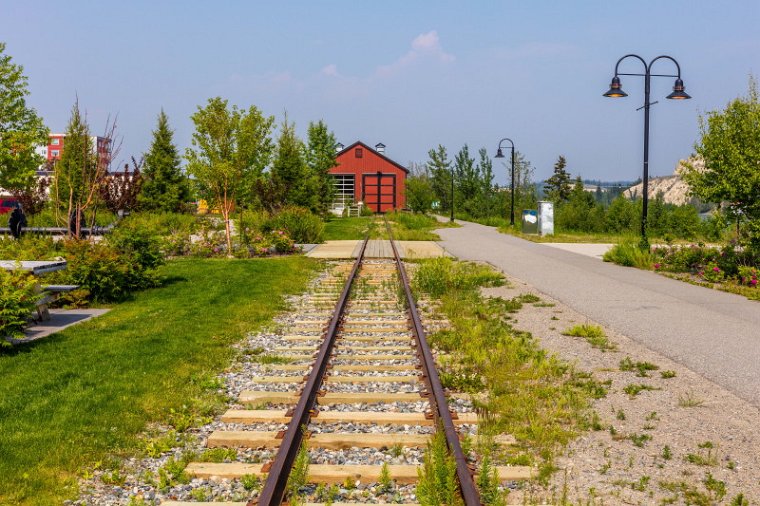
494, 138, 516, 226
603, 54, 691, 247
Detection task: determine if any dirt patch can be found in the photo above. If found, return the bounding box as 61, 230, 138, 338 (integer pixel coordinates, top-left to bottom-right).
481, 276, 760, 504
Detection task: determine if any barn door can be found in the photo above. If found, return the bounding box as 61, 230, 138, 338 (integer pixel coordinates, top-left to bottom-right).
362, 172, 396, 213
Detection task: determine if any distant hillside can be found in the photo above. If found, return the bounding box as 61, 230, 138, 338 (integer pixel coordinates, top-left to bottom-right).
623, 158, 701, 206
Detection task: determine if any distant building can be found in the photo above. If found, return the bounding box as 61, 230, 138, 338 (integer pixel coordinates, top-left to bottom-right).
329, 141, 408, 213
34, 133, 111, 170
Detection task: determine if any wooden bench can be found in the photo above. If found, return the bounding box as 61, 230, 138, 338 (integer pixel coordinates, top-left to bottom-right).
36, 285, 80, 321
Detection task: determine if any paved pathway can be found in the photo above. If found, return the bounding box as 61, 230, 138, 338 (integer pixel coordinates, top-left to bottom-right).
436, 220, 760, 408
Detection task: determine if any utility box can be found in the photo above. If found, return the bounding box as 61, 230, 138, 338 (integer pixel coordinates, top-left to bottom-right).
521, 209, 538, 234
538, 201, 554, 236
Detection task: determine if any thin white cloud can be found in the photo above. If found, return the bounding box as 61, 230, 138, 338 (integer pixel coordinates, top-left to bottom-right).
375, 30, 455, 77
320, 64, 339, 77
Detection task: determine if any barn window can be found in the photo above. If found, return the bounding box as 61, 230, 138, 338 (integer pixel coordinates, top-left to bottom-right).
355, 148, 363, 158
332, 174, 355, 207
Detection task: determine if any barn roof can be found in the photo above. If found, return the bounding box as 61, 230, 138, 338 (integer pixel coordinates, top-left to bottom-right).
336, 141, 409, 174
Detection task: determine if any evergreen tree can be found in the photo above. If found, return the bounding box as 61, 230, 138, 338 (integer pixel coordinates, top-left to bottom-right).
271, 117, 315, 210
139, 110, 189, 212
544, 155, 572, 202
305, 120, 337, 214
0, 43, 49, 192
426, 145, 453, 212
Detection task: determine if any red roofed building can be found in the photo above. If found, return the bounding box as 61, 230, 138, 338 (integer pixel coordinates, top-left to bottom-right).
330, 141, 408, 213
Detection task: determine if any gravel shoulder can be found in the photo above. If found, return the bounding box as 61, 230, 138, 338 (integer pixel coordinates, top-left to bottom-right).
484, 274, 760, 504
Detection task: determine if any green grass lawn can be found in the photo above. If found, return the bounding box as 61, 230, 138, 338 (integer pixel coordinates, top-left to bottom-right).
323, 216, 376, 240
497, 225, 632, 244
0, 257, 319, 505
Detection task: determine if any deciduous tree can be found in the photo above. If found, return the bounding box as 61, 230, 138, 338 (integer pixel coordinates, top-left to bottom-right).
683, 77, 760, 248
0, 42, 49, 192
427, 145, 453, 213
54, 101, 113, 238
186, 97, 275, 252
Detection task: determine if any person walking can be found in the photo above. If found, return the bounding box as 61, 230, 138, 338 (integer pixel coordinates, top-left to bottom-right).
8, 203, 27, 240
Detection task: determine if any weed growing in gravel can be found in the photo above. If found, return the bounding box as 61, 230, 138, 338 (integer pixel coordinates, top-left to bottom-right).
562, 324, 616, 351
416, 430, 462, 506
661, 445, 672, 460
157, 452, 194, 490
616, 409, 626, 420
629, 433, 652, 447
390, 443, 404, 458
250, 354, 292, 365
378, 462, 394, 493
477, 451, 508, 506
199, 447, 237, 463
678, 391, 705, 407
703, 472, 726, 501
287, 439, 310, 499
619, 357, 659, 377
412, 257, 504, 298
660, 370, 677, 379
534, 302, 555, 308
190, 487, 212, 501
623, 383, 660, 397
731, 493, 750, 505
414, 258, 604, 486
242, 473, 261, 491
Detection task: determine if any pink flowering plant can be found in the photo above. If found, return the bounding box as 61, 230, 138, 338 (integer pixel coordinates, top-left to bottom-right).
701, 262, 724, 283
738, 266, 759, 287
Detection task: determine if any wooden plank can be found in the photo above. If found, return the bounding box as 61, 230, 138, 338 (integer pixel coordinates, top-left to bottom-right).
331, 354, 416, 360
186, 463, 532, 483
282, 335, 410, 342
274, 346, 412, 353
271, 364, 416, 372
221, 409, 479, 425
249, 375, 416, 384
240, 391, 423, 404
207, 431, 431, 449
163, 503, 417, 506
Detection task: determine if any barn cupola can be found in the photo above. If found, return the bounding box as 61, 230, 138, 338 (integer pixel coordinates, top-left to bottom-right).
335, 142, 345, 153
374, 142, 386, 154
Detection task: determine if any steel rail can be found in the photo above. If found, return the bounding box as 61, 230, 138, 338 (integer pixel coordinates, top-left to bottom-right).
252, 236, 369, 506
384, 218, 482, 506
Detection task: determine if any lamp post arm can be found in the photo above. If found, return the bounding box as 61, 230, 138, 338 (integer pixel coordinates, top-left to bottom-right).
613, 54, 648, 76
647, 55, 682, 78
497, 138, 514, 151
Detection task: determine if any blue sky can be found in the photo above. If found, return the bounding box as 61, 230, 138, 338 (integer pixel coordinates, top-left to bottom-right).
2, 1, 759, 184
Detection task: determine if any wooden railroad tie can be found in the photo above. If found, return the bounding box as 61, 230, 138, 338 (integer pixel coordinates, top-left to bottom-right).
220, 409, 480, 425
184, 462, 533, 483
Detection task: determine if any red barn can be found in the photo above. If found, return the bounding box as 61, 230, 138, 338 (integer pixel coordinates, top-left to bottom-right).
329, 141, 408, 213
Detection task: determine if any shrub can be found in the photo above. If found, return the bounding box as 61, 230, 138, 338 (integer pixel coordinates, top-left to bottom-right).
269, 230, 297, 254
265, 206, 324, 244
107, 224, 164, 271
0, 268, 42, 341
603, 241, 656, 269
61, 240, 161, 302
413, 257, 504, 298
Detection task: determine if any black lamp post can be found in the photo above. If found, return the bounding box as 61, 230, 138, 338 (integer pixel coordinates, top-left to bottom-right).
494, 138, 516, 226
604, 54, 690, 247
450, 164, 455, 223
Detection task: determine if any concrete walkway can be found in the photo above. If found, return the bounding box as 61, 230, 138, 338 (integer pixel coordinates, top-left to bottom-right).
436, 220, 760, 408
7, 308, 110, 344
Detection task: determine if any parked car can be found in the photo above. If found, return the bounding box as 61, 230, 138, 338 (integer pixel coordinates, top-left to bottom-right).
0, 197, 19, 215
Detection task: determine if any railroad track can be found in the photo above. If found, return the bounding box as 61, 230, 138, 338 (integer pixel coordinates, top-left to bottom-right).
166, 219, 531, 506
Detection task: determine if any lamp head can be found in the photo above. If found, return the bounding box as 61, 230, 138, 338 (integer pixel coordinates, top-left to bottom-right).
666, 78, 691, 100
603, 75, 627, 98
495, 147, 505, 159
